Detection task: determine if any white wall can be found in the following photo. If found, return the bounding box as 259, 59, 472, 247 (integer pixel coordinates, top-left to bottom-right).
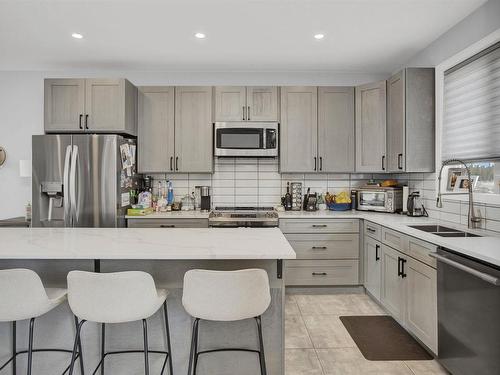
403, 0, 500, 67
0, 70, 387, 220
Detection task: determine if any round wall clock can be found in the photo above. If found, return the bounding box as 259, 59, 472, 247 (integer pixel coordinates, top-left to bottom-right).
0, 147, 6, 166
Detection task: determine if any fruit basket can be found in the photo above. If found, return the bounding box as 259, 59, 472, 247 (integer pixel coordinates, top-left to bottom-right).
327, 202, 352, 211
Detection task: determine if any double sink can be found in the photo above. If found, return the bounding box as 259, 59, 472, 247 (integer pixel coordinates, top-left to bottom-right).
408, 225, 481, 238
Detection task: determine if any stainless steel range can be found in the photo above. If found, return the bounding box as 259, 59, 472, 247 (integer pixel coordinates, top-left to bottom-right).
209, 207, 279, 227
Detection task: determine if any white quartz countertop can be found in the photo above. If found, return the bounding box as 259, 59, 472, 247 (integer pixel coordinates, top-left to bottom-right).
279, 210, 500, 267
125, 211, 210, 219
0, 227, 296, 260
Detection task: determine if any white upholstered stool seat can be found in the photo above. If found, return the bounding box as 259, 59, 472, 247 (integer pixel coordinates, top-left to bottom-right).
182, 269, 271, 375
0, 268, 83, 375
67, 270, 173, 375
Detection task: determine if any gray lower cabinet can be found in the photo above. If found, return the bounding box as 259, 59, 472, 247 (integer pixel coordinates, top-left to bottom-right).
355, 80, 387, 172
175, 86, 213, 173
44, 78, 137, 136
127, 218, 208, 228
373, 226, 438, 354
137, 87, 175, 173
387, 68, 435, 172
281, 219, 360, 286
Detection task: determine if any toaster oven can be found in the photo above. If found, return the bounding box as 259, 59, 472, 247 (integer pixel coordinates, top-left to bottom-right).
356, 187, 403, 213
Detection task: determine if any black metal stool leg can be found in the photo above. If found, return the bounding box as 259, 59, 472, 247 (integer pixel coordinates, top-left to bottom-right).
255, 316, 267, 375
69, 320, 86, 375
163, 302, 173, 375
100, 323, 105, 375
187, 319, 199, 375
192, 320, 199, 375
74, 316, 85, 375
142, 319, 150, 375
12, 321, 16, 375
27, 318, 35, 375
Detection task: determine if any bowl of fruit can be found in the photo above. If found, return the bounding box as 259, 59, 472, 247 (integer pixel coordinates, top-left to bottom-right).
325, 191, 352, 211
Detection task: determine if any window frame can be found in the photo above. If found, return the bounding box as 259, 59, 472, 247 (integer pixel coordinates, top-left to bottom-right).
436, 28, 500, 205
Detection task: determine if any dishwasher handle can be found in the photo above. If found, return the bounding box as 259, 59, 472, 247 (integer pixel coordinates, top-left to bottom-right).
429, 252, 500, 286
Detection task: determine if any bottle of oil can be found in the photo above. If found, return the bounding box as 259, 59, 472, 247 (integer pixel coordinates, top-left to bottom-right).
284, 182, 292, 211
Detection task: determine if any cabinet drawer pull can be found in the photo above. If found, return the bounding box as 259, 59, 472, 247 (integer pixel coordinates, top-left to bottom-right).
312, 246, 327, 250
312, 272, 328, 276
312, 224, 327, 228
160, 224, 175, 228
366, 227, 376, 233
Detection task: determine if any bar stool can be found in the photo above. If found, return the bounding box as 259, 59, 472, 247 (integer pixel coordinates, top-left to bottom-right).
0, 268, 84, 375
66, 270, 173, 375
182, 269, 271, 375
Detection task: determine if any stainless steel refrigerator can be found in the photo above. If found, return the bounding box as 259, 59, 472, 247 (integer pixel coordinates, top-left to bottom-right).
32, 134, 138, 228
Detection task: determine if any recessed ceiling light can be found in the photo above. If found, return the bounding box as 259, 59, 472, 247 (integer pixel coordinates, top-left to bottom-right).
194, 32, 206, 39
314, 34, 325, 40
71, 33, 83, 39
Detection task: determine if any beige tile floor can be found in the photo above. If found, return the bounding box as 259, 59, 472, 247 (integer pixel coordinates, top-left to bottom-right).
285, 293, 449, 375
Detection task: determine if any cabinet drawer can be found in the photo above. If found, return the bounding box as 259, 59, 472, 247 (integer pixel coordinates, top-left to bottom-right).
382, 227, 408, 251
280, 219, 359, 234
127, 218, 209, 228
285, 234, 359, 260
285, 260, 359, 286
407, 237, 437, 268
364, 221, 382, 240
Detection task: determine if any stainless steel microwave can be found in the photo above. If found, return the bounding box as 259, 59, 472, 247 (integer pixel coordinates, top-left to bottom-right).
356, 187, 403, 213
214, 122, 278, 157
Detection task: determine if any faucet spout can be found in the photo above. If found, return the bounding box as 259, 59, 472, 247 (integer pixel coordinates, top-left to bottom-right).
437, 159, 481, 229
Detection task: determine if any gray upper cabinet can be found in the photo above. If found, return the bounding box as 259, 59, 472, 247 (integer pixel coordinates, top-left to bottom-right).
175, 86, 213, 173
280, 86, 318, 173
246, 86, 279, 121
355, 80, 387, 172
137, 87, 175, 173
44, 78, 137, 136
44, 79, 85, 132
387, 68, 435, 172
214, 86, 278, 122
318, 87, 355, 172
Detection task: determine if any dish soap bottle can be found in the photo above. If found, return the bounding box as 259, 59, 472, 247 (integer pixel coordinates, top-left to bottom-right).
167, 181, 174, 205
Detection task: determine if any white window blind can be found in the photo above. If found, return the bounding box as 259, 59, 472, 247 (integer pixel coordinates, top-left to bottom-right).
443, 42, 500, 161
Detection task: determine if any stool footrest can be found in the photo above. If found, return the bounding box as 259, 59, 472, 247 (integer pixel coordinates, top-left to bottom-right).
198, 348, 261, 355
0, 349, 82, 375
92, 349, 169, 375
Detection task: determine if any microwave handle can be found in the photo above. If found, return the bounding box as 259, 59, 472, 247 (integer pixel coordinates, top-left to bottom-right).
263, 128, 267, 149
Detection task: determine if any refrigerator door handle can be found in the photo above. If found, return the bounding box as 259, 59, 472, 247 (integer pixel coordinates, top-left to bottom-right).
70, 145, 79, 226
63, 145, 72, 226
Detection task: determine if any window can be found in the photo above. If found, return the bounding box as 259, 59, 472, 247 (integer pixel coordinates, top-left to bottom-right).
442, 42, 500, 163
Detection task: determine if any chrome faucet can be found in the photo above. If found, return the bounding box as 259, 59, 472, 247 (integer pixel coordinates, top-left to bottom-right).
437, 159, 481, 229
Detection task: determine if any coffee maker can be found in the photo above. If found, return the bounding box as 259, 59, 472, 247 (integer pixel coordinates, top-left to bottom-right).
407, 191, 428, 217
200, 186, 211, 211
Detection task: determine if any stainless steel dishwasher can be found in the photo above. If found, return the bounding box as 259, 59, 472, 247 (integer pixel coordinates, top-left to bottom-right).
430, 248, 500, 375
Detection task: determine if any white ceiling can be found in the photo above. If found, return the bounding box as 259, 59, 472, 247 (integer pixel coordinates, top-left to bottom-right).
0, 0, 487, 74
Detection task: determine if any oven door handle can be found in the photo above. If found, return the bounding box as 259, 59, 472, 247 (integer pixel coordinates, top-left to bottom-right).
429, 252, 500, 286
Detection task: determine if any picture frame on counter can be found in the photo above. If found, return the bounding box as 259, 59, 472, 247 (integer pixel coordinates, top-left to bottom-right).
453, 175, 479, 192
446, 167, 464, 191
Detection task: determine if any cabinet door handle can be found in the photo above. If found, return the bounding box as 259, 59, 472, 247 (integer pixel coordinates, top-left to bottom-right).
314, 157, 317, 171
367, 227, 376, 233
375, 244, 380, 261
160, 224, 175, 228
319, 157, 323, 171
401, 258, 407, 278
79, 114, 83, 129
312, 224, 327, 228
398, 153, 403, 170
312, 272, 328, 276
175, 157, 179, 171
170, 157, 173, 171
243, 106, 246, 121
312, 246, 327, 250
247, 106, 251, 121
382, 155, 386, 171
84, 114, 89, 129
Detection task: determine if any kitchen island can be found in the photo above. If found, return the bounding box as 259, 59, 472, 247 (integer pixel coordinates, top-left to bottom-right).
0, 227, 295, 375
